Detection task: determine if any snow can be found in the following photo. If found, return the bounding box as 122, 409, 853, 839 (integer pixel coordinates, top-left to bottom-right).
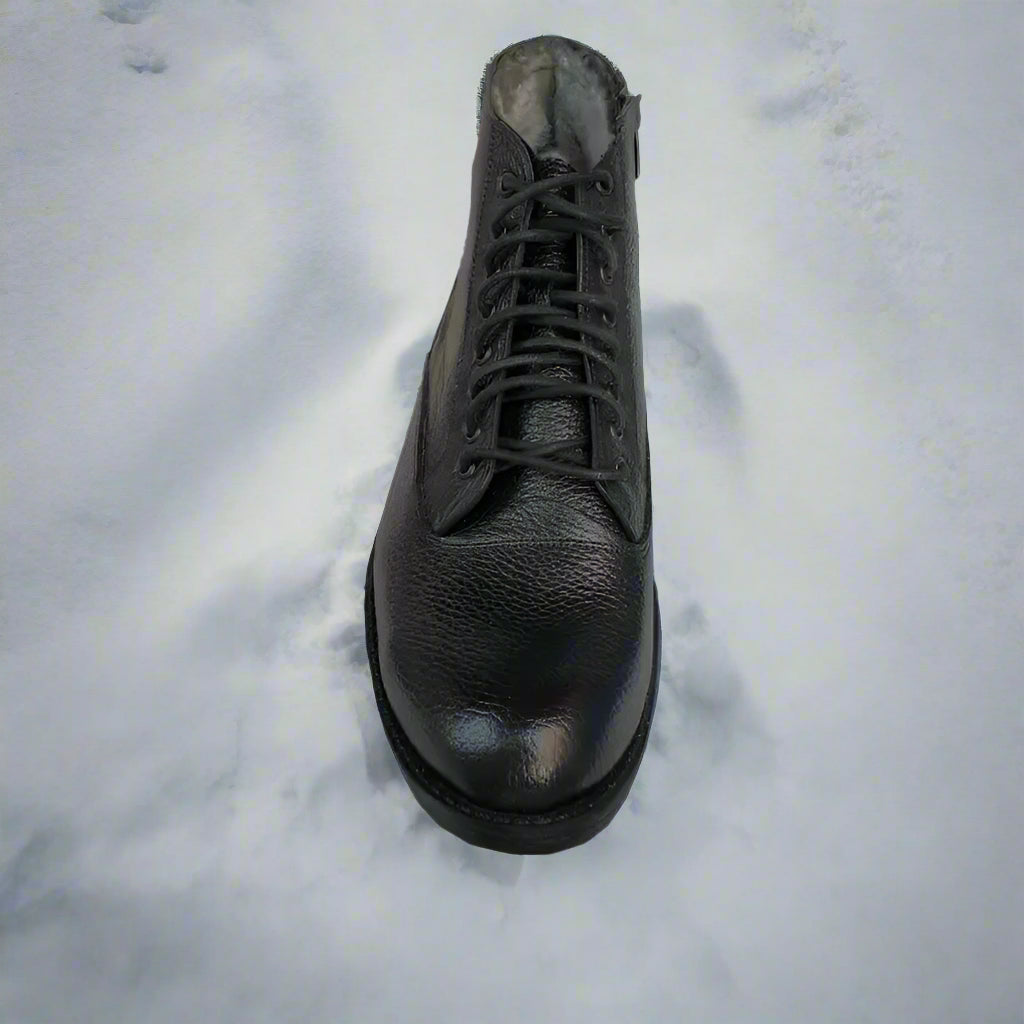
2, 1, 1022, 1021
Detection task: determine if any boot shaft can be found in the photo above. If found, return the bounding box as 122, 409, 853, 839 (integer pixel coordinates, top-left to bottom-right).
424, 36, 647, 541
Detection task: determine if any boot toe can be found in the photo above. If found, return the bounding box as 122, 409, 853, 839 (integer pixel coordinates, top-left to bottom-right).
373, 540, 655, 814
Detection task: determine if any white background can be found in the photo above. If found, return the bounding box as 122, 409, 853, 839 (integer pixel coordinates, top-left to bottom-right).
2, 1, 1022, 1021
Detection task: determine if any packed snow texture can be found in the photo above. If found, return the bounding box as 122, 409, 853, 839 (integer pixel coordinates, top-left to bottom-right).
2, 1, 1022, 1021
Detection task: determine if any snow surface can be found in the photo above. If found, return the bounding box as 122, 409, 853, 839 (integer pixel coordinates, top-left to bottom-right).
2, 1, 1022, 1021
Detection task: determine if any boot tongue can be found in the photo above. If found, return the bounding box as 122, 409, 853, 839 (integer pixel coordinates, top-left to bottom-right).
499, 152, 589, 468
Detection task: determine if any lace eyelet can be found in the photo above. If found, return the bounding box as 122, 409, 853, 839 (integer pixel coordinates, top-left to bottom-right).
473, 344, 493, 365
458, 459, 478, 478
601, 309, 617, 326
614, 456, 628, 474
600, 264, 615, 286
478, 297, 495, 319
595, 172, 614, 195
463, 422, 481, 443
498, 172, 517, 197
610, 421, 624, 440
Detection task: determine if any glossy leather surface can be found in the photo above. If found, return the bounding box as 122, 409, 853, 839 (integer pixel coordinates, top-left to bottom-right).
370, 36, 655, 813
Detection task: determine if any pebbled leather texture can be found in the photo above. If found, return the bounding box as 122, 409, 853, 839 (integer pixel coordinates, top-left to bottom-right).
370, 36, 656, 815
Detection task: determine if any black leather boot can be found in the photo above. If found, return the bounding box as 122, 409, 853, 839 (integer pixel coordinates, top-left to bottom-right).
364, 35, 660, 854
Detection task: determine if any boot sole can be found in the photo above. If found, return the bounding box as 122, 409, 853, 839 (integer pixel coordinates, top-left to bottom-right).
363, 545, 661, 854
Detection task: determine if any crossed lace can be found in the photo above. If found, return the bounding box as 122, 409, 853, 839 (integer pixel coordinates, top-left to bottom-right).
460, 168, 627, 482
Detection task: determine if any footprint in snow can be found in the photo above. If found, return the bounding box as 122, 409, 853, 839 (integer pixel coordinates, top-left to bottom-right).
640, 589, 774, 793
101, 0, 168, 73
123, 46, 167, 74
393, 331, 433, 403
100, 0, 158, 23
758, 83, 827, 123
643, 302, 743, 458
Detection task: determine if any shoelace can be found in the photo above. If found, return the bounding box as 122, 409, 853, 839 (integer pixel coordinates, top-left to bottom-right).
459, 168, 628, 482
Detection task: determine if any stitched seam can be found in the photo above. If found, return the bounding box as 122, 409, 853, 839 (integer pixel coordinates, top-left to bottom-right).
427, 537, 649, 551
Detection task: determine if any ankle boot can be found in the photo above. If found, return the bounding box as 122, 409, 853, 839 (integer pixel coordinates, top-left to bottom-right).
364, 35, 660, 853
